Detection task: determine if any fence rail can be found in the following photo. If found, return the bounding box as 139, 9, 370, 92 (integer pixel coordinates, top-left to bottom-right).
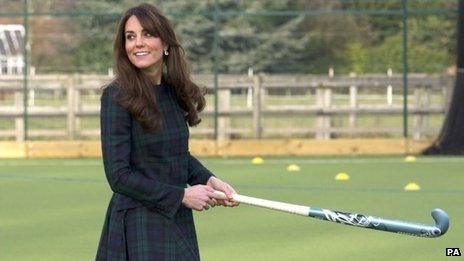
0, 73, 454, 141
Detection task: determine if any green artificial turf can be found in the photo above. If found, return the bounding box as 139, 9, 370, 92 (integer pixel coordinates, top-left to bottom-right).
0, 156, 462, 260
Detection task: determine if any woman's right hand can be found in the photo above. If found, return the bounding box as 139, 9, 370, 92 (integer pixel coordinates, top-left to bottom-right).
182, 185, 218, 211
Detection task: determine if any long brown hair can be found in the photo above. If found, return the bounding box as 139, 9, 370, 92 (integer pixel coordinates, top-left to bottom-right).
110, 3, 205, 132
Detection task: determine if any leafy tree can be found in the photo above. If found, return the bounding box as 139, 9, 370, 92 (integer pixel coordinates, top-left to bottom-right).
346, 42, 368, 73
12, 0, 455, 74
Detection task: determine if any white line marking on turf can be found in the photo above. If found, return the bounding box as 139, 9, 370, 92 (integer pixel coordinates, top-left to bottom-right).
0, 161, 102, 166
0, 173, 104, 183
1, 157, 463, 166
203, 158, 464, 165
1, 173, 463, 194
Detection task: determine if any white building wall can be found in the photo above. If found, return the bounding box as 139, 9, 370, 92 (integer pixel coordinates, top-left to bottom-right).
0, 24, 25, 75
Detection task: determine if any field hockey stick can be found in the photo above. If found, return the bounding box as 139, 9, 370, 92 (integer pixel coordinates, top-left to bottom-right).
213, 191, 449, 238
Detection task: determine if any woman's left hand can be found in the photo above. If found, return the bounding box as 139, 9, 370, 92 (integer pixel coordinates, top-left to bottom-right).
206, 176, 239, 207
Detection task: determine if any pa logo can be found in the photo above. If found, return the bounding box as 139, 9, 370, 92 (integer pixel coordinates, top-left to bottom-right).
446, 248, 461, 256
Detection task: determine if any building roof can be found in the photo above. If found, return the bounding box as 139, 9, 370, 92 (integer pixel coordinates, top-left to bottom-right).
0, 24, 25, 57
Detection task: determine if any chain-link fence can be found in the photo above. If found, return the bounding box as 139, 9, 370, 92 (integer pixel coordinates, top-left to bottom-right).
0, 0, 457, 141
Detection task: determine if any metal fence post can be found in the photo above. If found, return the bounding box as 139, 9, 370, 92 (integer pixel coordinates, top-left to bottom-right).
402, 0, 409, 139
22, 0, 29, 140
213, 0, 220, 140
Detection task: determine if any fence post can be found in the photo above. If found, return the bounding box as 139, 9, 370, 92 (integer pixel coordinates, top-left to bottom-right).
75, 75, 82, 137
423, 86, 431, 137
14, 91, 24, 141
441, 75, 452, 111
316, 69, 333, 139
413, 87, 420, 139
316, 86, 332, 139
349, 72, 357, 131
67, 75, 76, 139
247, 67, 253, 108
28, 67, 35, 106
252, 74, 262, 139
413, 86, 431, 139
217, 87, 230, 140
387, 68, 393, 106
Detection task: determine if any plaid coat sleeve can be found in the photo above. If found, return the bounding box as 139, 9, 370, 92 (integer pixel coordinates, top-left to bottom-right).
187, 153, 214, 186
100, 85, 184, 219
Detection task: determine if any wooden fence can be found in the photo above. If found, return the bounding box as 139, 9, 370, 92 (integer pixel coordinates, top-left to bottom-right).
0, 73, 454, 141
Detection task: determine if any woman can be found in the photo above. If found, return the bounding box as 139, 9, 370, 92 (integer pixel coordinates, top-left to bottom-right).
96, 3, 237, 260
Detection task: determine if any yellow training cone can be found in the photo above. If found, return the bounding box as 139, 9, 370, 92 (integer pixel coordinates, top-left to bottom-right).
335, 172, 350, 181
251, 157, 264, 165
404, 182, 421, 191
404, 155, 417, 162
286, 164, 300, 172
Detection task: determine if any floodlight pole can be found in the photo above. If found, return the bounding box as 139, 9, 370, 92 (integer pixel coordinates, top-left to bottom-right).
22, 0, 29, 141
213, 0, 220, 140
402, 0, 409, 140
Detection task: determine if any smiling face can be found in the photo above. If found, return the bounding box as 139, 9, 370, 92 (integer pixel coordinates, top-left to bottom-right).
124, 15, 167, 77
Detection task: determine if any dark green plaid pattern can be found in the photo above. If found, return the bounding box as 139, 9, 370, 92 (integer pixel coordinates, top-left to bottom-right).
96, 84, 213, 260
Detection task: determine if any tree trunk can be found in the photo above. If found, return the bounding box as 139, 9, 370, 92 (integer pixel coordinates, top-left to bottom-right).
423, 0, 464, 155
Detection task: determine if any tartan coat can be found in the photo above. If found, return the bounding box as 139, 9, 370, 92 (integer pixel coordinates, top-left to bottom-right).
96, 83, 213, 260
